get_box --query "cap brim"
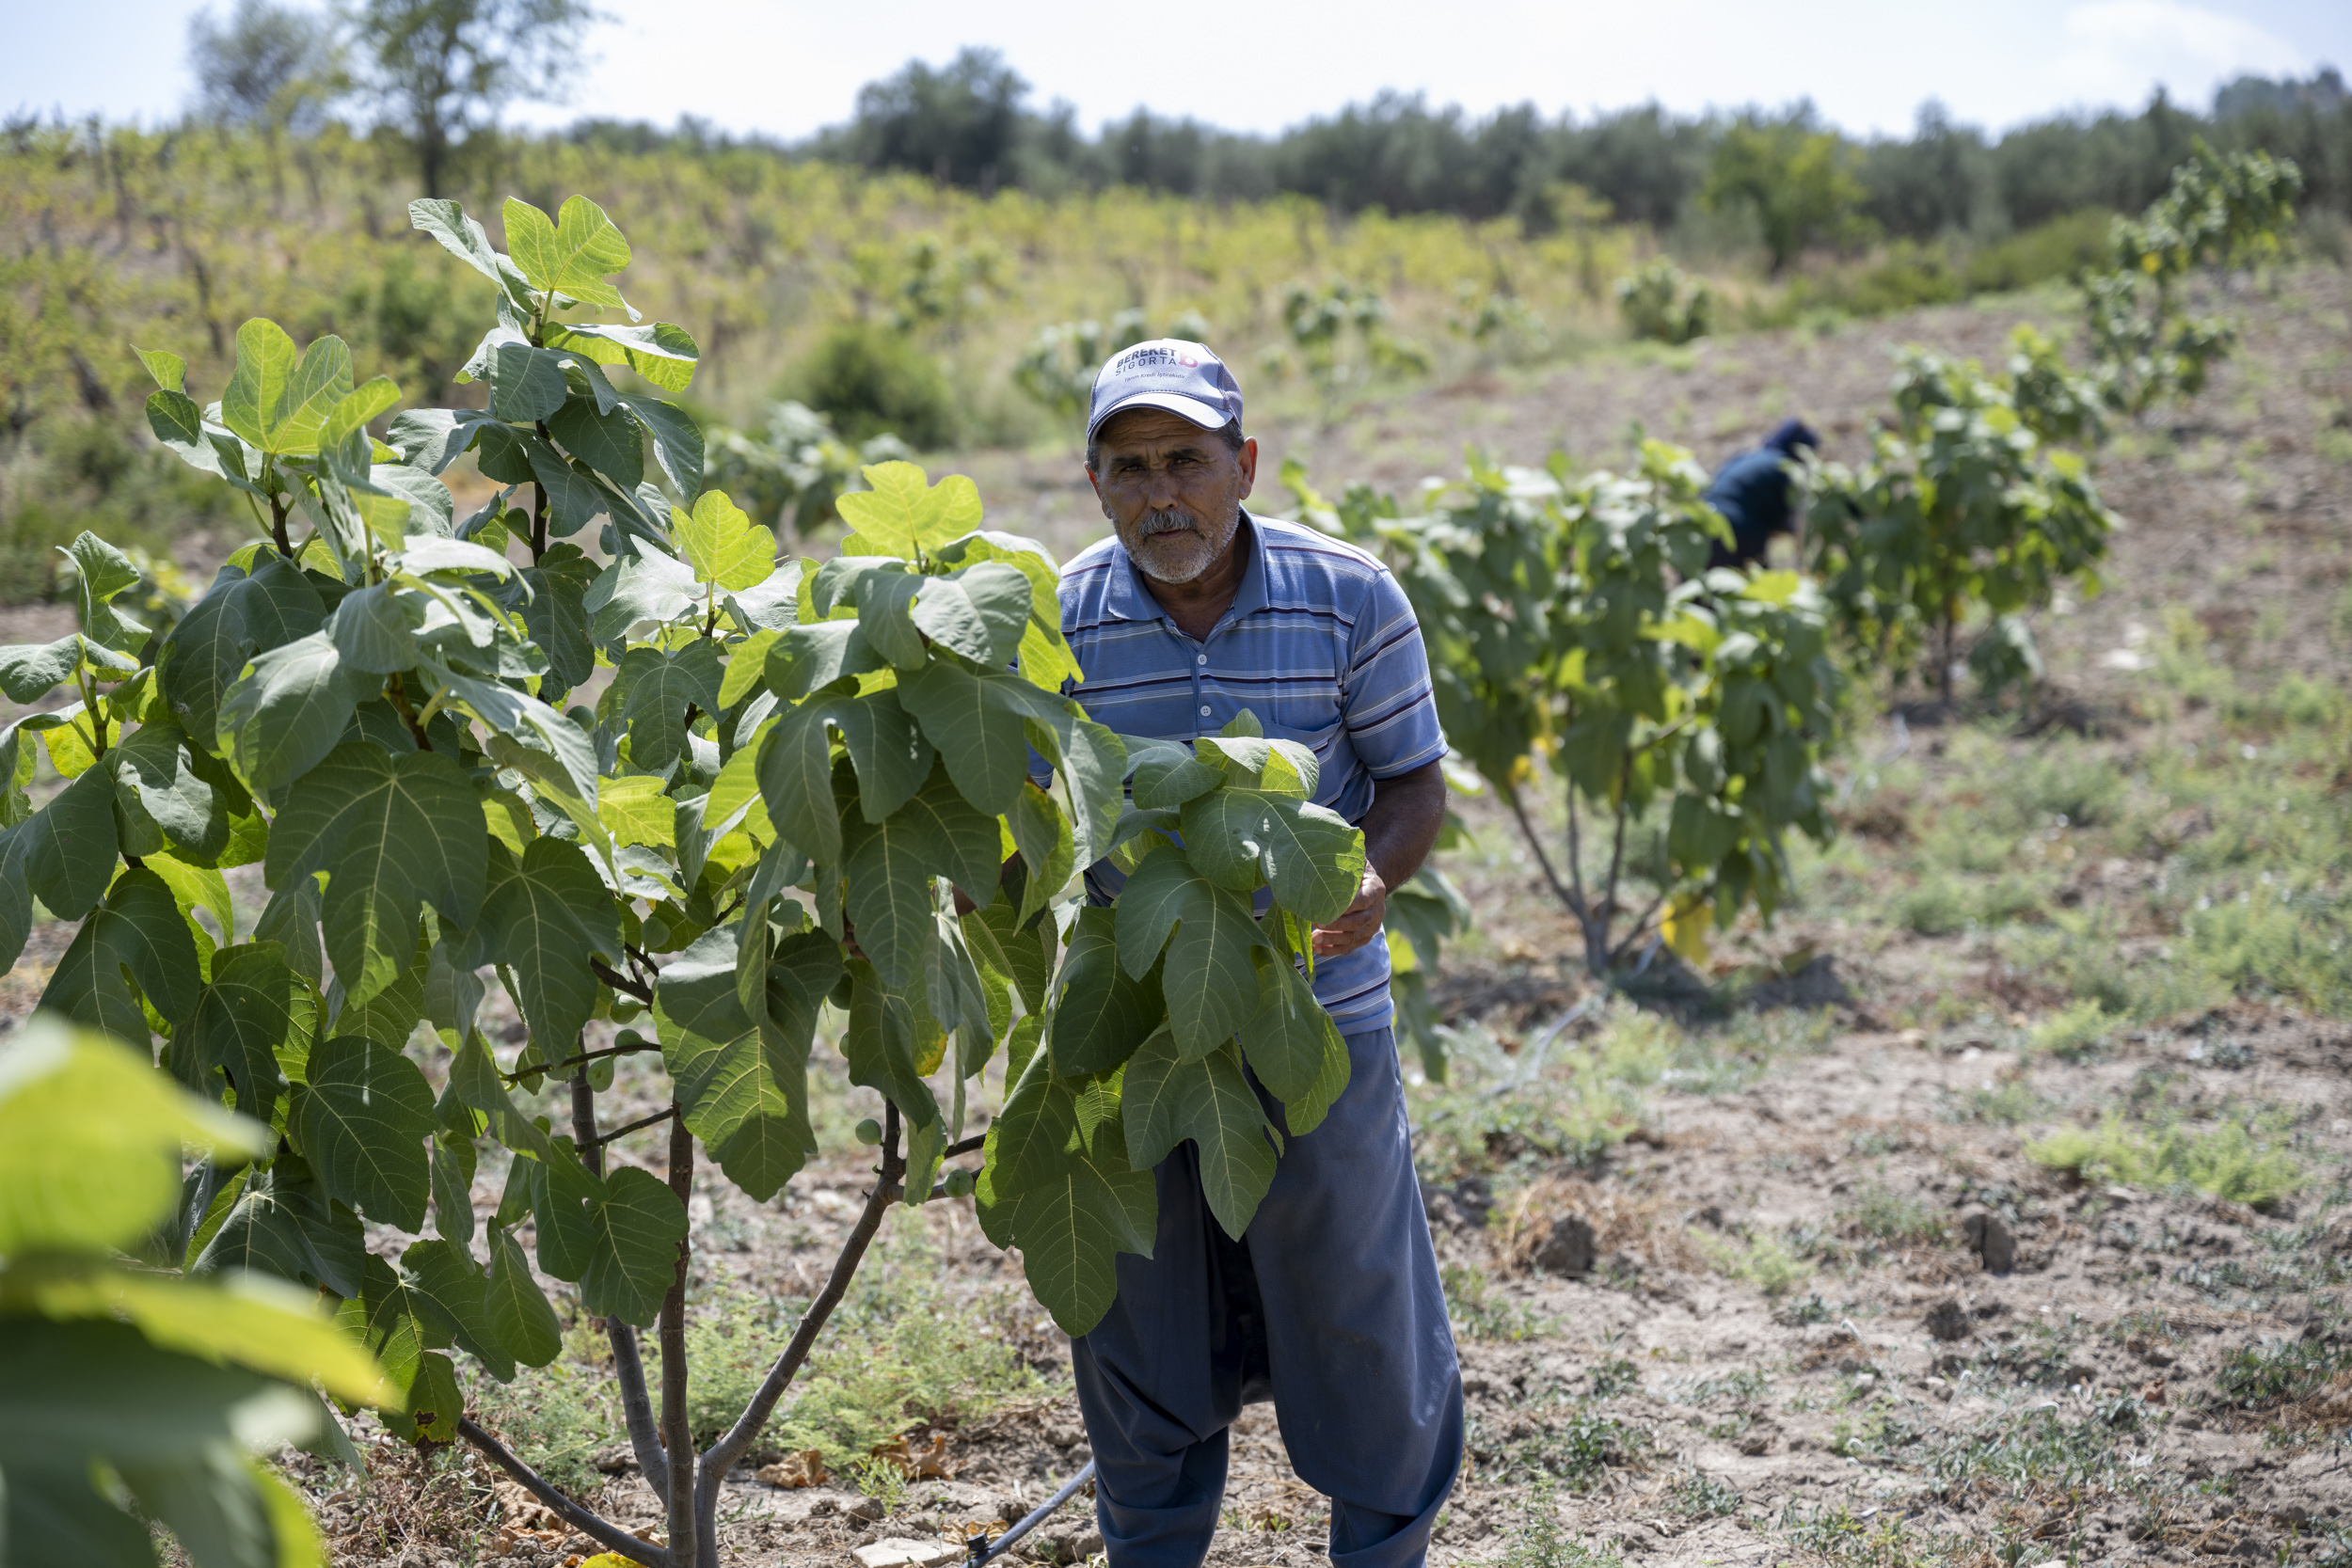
[1086,391,1230,444]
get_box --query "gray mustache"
[1138,509,1197,537]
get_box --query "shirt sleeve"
[1341,566,1446,780]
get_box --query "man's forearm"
[1359,760,1447,891]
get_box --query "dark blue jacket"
[1705,420,1818,567]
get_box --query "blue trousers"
[1071,1026,1463,1568]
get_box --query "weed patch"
[1496,1481,1624,1568]
[647,1224,1054,1472]
[1663,1468,1743,1519]
[1587,1356,1642,1399]
[1927,1403,2141,1498]
[2213,1336,2352,1412]
[1470,1400,1645,1489]
[2028,998,2118,1062]
[2028,1115,2304,1209]
[1409,1015,1660,1182]
[1694,1229,1814,1296]
[1442,1263,1555,1342]
[1844,1182,1953,1248]
[1776,1499,1960,1568]
[1944,1079,2053,1126]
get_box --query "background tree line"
[173,0,2351,239]
[739,50,2352,242]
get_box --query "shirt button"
[1199,705,1212,717]
[1196,654,1207,665]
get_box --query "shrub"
[1011,306,1210,420]
[1275,277,1429,406]
[794,320,958,448]
[1694,1230,1812,1296]
[2028,998,2116,1062]
[1449,281,1550,362]
[1963,211,2117,293]
[1614,260,1711,344]
[2084,142,2302,416]
[2214,1336,2352,1410]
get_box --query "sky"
[5,0,2345,142]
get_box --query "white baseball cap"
[1085,339,1245,446]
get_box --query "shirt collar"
[1104,509,1268,631]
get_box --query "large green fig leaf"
[161,552,326,743]
[654,929,828,1202]
[975,1145,1154,1338]
[40,867,203,1045]
[469,838,622,1055]
[835,463,981,558]
[1112,845,1269,1059]
[485,1223,564,1370]
[294,1036,436,1231]
[1120,1034,1279,1240]
[575,1165,688,1327]
[264,745,487,1009]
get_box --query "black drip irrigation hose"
[965,1460,1097,1566]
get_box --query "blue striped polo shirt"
[1044,510,1446,1035]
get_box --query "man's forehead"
[1097,406,1224,451]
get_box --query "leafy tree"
[1802,336,2118,701]
[1289,444,1842,977]
[0,1017,393,1565]
[187,0,344,134]
[2081,140,2303,415]
[834,47,1030,191]
[1276,278,1429,415]
[1801,148,2293,706]
[1857,100,1989,239]
[350,0,601,196]
[0,193,1368,1568]
[1701,110,1871,275]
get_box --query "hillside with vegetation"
[6,53,2348,596]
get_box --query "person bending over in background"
[1705,417,1820,568]
[1039,340,1460,1568]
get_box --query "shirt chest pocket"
[1239,655,1346,739]
[1263,716,1348,805]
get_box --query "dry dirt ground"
[9,270,2352,1568]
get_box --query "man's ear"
[1235,436,1258,500]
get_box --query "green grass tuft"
[1693,1230,1813,1296]
[2027,1114,2303,1209]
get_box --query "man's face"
[1088,407,1258,587]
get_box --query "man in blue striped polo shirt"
[1049,341,1461,1568]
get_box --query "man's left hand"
[1311,866,1389,958]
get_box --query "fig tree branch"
[457,1418,670,1568]
[695,1101,905,1538]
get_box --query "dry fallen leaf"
[756,1449,830,1488]
[871,1433,953,1480]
